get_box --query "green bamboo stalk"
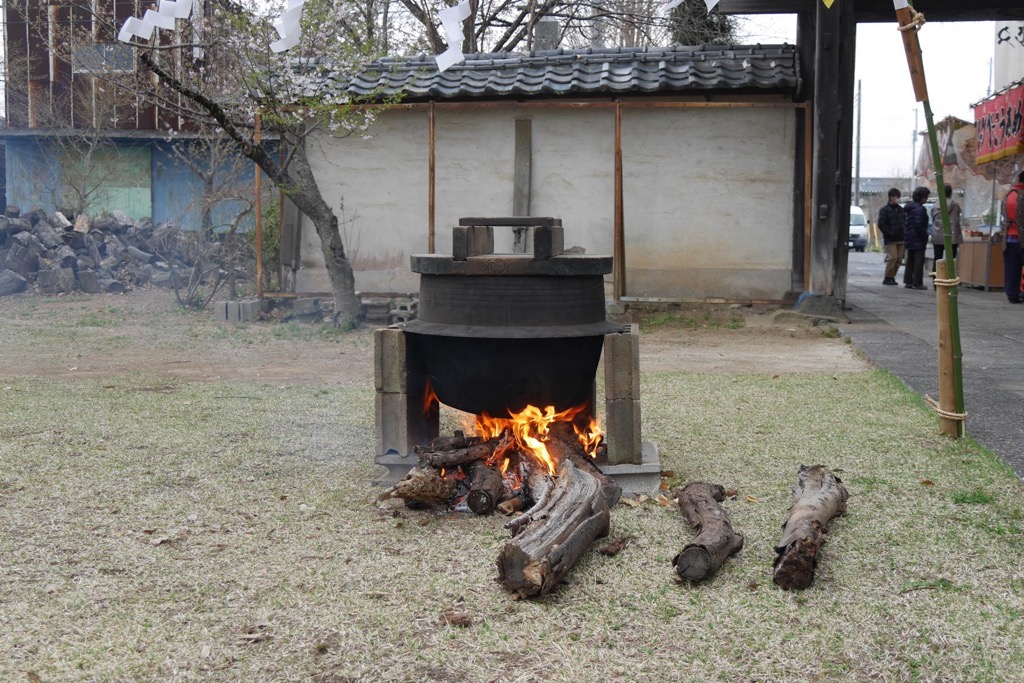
[922,101,965,435]
[895,1,965,436]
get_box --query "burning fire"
[471,404,603,476]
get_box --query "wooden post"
[613,100,624,302]
[894,2,929,102]
[428,101,436,254]
[254,114,263,300]
[934,260,960,437]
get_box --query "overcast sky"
[741,14,995,179]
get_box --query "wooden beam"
[717,0,1024,22]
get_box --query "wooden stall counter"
[957,239,1003,291]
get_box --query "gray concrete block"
[292,297,321,315]
[604,323,640,400]
[226,301,241,323]
[213,301,230,322]
[599,441,662,497]
[238,299,262,322]
[604,397,642,465]
[375,390,438,457]
[374,328,408,393]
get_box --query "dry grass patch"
[0,293,1021,682]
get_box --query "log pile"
[0,206,238,297]
[380,428,852,598]
[379,427,620,599]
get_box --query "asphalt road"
[840,249,1024,481]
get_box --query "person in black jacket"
[903,186,931,290]
[878,188,905,285]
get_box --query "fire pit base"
[593,441,662,497]
[374,442,661,495]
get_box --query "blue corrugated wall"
[4,137,264,233]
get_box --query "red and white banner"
[974,82,1024,164]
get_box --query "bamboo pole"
[934,260,959,436]
[895,2,965,437]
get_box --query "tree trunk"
[672,482,744,582]
[284,142,362,329]
[496,456,613,599]
[773,464,849,590]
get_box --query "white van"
[848,206,868,252]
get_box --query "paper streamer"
[434,0,471,73]
[117,16,155,42]
[270,2,305,53]
[144,9,176,31]
[117,0,192,43]
[704,0,720,10]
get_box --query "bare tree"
[36,0,389,327]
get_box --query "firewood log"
[377,466,455,507]
[496,457,612,599]
[672,482,744,582]
[465,460,504,515]
[547,430,621,509]
[420,431,512,469]
[772,464,849,590]
[414,431,484,454]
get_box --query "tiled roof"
[341,44,798,101]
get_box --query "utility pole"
[911,107,918,188]
[854,79,862,207]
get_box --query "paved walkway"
[840,250,1024,481]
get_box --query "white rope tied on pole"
[929,274,960,288]
[925,394,967,422]
[898,8,926,32]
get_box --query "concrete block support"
[604,398,642,465]
[603,324,642,465]
[374,327,408,393]
[374,327,439,484]
[604,323,640,401]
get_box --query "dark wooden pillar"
[793,10,815,292]
[809,0,856,299]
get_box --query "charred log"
[772,464,849,590]
[377,466,455,507]
[496,456,612,599]
[414,430,485,454]
[466,460,504,515]
[504,470,554,537]
[672,482,744,582]
[420,431,512,470]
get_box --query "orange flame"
[473,404,593,476]
[573,415,603,458]
[422,381,439,417]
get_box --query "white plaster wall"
[301,102,798,301]
[528,109,615,257]
[621,107,797,300]
[299,109,430,294]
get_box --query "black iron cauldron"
[401,218,622,417]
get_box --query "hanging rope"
[924,394,967,422]
[898,9,926,32]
